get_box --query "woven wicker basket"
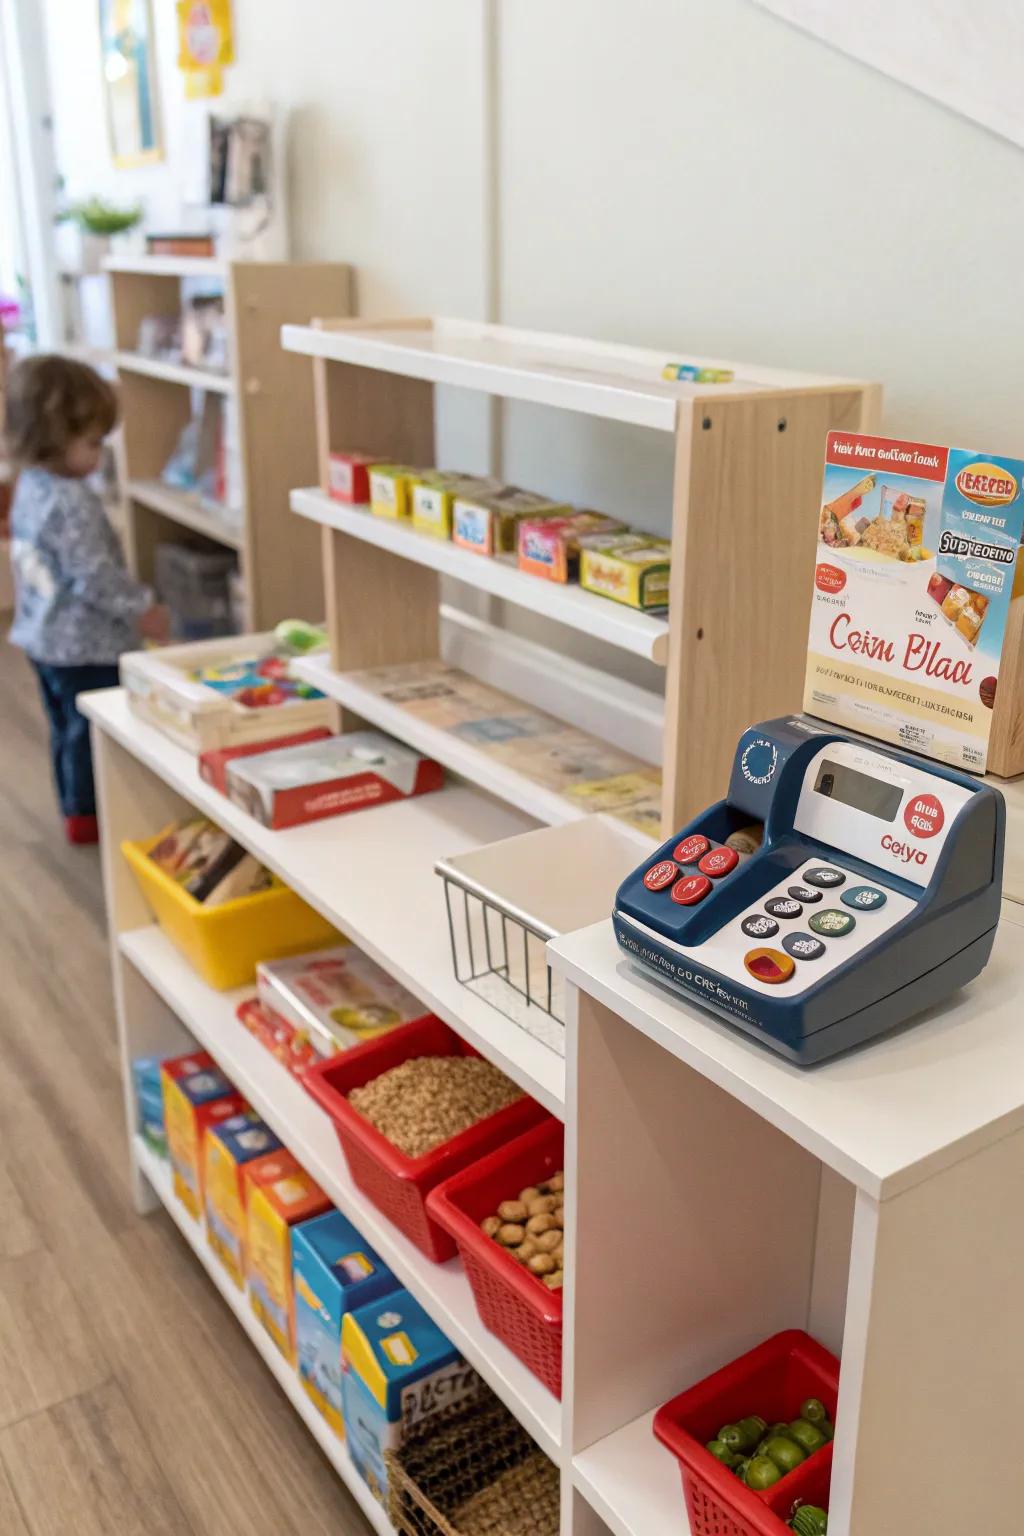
[386,1390,559,1536]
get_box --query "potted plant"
[55,197,144,274]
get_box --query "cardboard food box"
[199,727,333,795]
[161,1052,245,1220]
[342,1289,479,1505]
[292,1210,396,1437]
[328,451,377,506]
[132,1055,167,1157]
[579,531,672,610]
[257,946,425,1053]
[121,632,332,754]
[411,473,500,540]
[518,510,623,583]
[452,486,570,557]
[245,1150,331,1362]
[236,997,328,1081]
[369,464,418,520]
[204,1111,282,1289]
[225,730,444,830]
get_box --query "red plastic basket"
[303,1015,547,1262]
[654,1330,838,1536]
[427,1118,564,1397]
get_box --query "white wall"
[41,0,1024,455]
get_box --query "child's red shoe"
[65,814,99,845]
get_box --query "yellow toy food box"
[245,1149,330,1362]
[411,473,498,540]
[579,530,672,610]
[204,1111,282,1289]
[452,486,569,557]
[368,465,417,520]
[161,1051,245,1220]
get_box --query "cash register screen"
[813,759,902,822]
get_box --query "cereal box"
[805,432,1024,773]
[452,486,569,557]
[410,472,495,540]
[204,1111,282,1288]
[368,465,417,520]
[257,946,425,1053]
[292,1210,396,1436]
[579,531,671,609]
[518,510,623,583]
[245,1150,330,1361]
[161,1052,245,1219]
[342,1289,479,1505]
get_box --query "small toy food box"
[411,473,496,540]
[245,1150,330,1362]
[579,530,671,609]
[204,1111,282,1288]
[161,1052,245,1220]
[452,486,569,557]
[121,632,333,754]
[342,1288,479,1505]
[369,465,418,520]
[292,1210,396,1436]
[225,730,444,830]
[518,510,623,583]
[328,451,377,505]
[257,946,425,1053]
[132,1055,167,1156]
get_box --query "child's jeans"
[31,661,120,817]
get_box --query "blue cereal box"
[204,1112,281,1289]
[292,1211,396,1437]
[132,1055,167,1156]
[341,1289,479,1505]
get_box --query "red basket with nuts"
[304,1016,547,1261]
[426,1118,564,1397]
[654,1330,837,1536]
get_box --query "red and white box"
[327,451,378,506]
[199,727,334,795]
[224,730,444,829]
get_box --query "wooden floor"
[0,644,373,1536]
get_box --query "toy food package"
[579,531,671,609]
[194,651,324,712]
[369,464,418,520]
[410,472,496,541]
[245,1150,331,1362]
[257,946,425,1053]
[342,1289,480,1505]
[236,997,327,1080]
[147,816,273,906]
[293,1210,396,1437]
[225,730,444,830]
[518,510,624,583]
[199,727,333,794]
[452,486,570,557]
[132,1055,167,1157]
[161,1052,245,1219]
[328,451,377,505]
[806,431,1024,773]
[204,1111,282,1288]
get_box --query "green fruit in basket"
[787,1419,826,1454]
[762,1436,806,1475]
[738,1415,767,1446]
[745,1456,782,1490]
[717,1424,746,1456]
[732,1458,751,1483]
[790,1505,829,1535]
[800,1397,829,1427]
[705,1440,739,1468]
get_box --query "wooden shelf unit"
[108,258,353,629]
[281,318,881,834]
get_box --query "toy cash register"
[614,717,1004,1064]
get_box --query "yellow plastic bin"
[122,835,339,990]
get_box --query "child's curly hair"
[3,353,118,468]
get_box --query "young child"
[5,354,167,844]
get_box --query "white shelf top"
[128,479,244,550]
[123,926,561,1459]
[281,317,865,434]
[291,487,670,664]
[113,351,233,394]
[133,1137,395,1534]
[81,686,564,1115]
[549,904,1024,1201]
[573,1410,683,1536]
[105,253,227,279]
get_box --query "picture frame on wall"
[99,0,163,167]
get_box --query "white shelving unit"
[132,1136,395,1536]
[128,478,243,550]
[112,350,234,394]
[106,253,227,280]
[290,486,670,664]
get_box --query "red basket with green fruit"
[304,1015,546,1261]
[654,1329,837,1536]
[426,1117,564,1398]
